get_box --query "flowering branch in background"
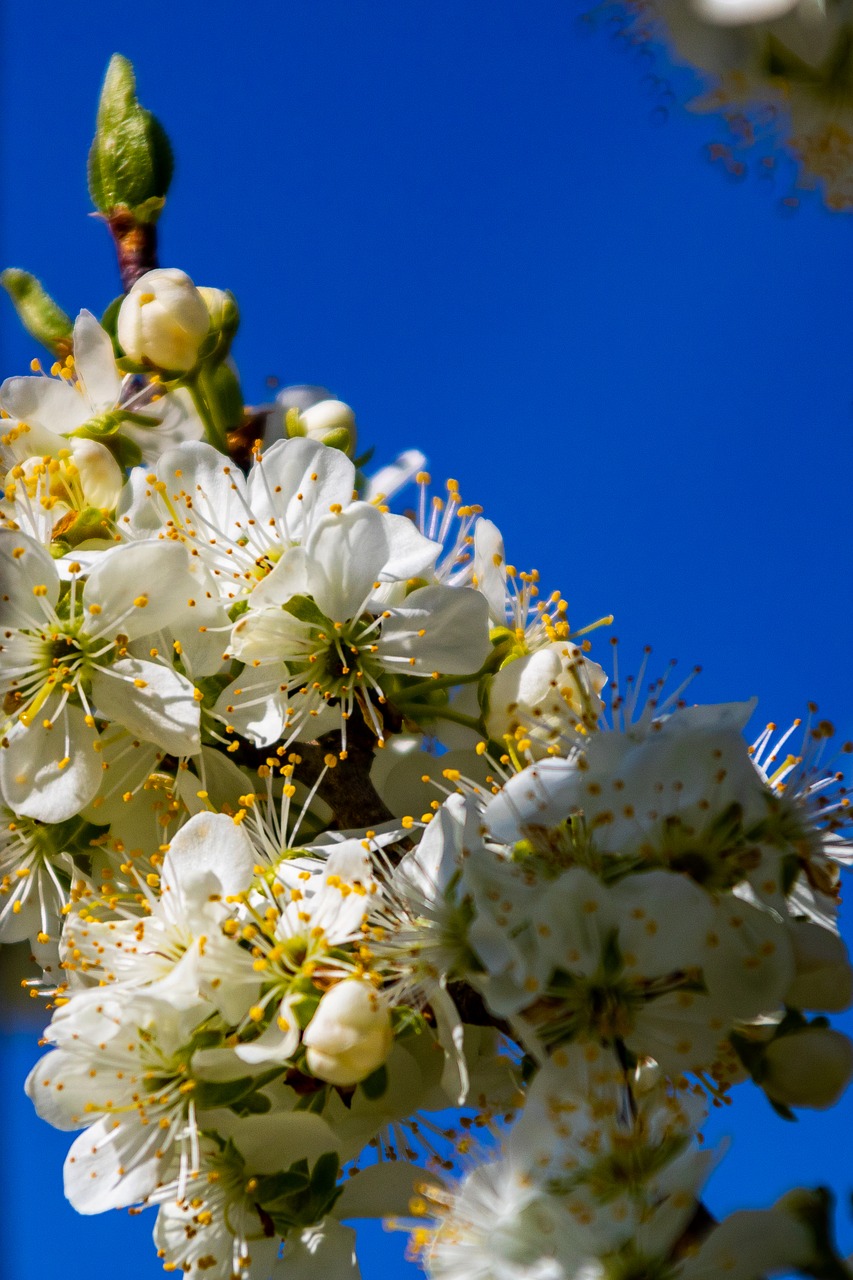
[1,52,852,1280]
[599,0,853,210]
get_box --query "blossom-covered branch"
[1,53,851,1280]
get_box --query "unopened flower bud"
[786,921,853,1013]
[286,398,357,457]
[763,1028,853,1110]
[118,268,210,372]
[197,287,239,341]
[303,977,392,1086]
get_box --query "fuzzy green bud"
[88,54,174,221]
[1,269,73,355]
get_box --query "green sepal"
[1,269,73,355]
[109,434,143,470]
[282,595,331,629]
[601,928,623,978]
[352,446,375,470]
[50,506,114,550]
[293,1085,328,1114]
[728,1030,768,1084]
[100,295,123,353]
[88,54,174,217]
[767,1096,797,1122]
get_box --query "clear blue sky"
[2,1,852,1274]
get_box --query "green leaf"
[1,269,73,355]
[192,1075,264,1111]
[88,55,174,216]
[254,1169,311,1204]
[232,1090,272,1116]
[310,1151,340,1195]
[358,1065,388,1101]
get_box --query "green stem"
[401,703,485,734]
[187,372,228,453]
[395,668,485,703]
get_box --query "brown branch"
[227,409,269,472]
[232,716,394,832]
[107,210,159,292]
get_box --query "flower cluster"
[2,54,852,1280]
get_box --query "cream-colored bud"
[763,1028,853,1110]
[303,976,393,1087]
[786,921,853,1013]
[196,286,238,336]
[288,398,357,456]
[117,268,210,371]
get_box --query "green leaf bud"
[88,54,174,221]
[1,269,73,355]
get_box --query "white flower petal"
[64,1113,170,1214]
[161,811,255,921]
[69,437,124,509]
[0,374,90,434]
[248,545,310,609]
[306,504,390,621]
[378,584,490,675]
[213,665,290,745]
[379,513,441,580]
[0,702,101,822]
[82,539,197,640]
[91,658,200,755]
[363,448,425,504]
[247,436,356,542]
[0,528,60,628]
[274,1221,361,1280]
[71,310,122,412]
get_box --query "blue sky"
[2,1,853,1274]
